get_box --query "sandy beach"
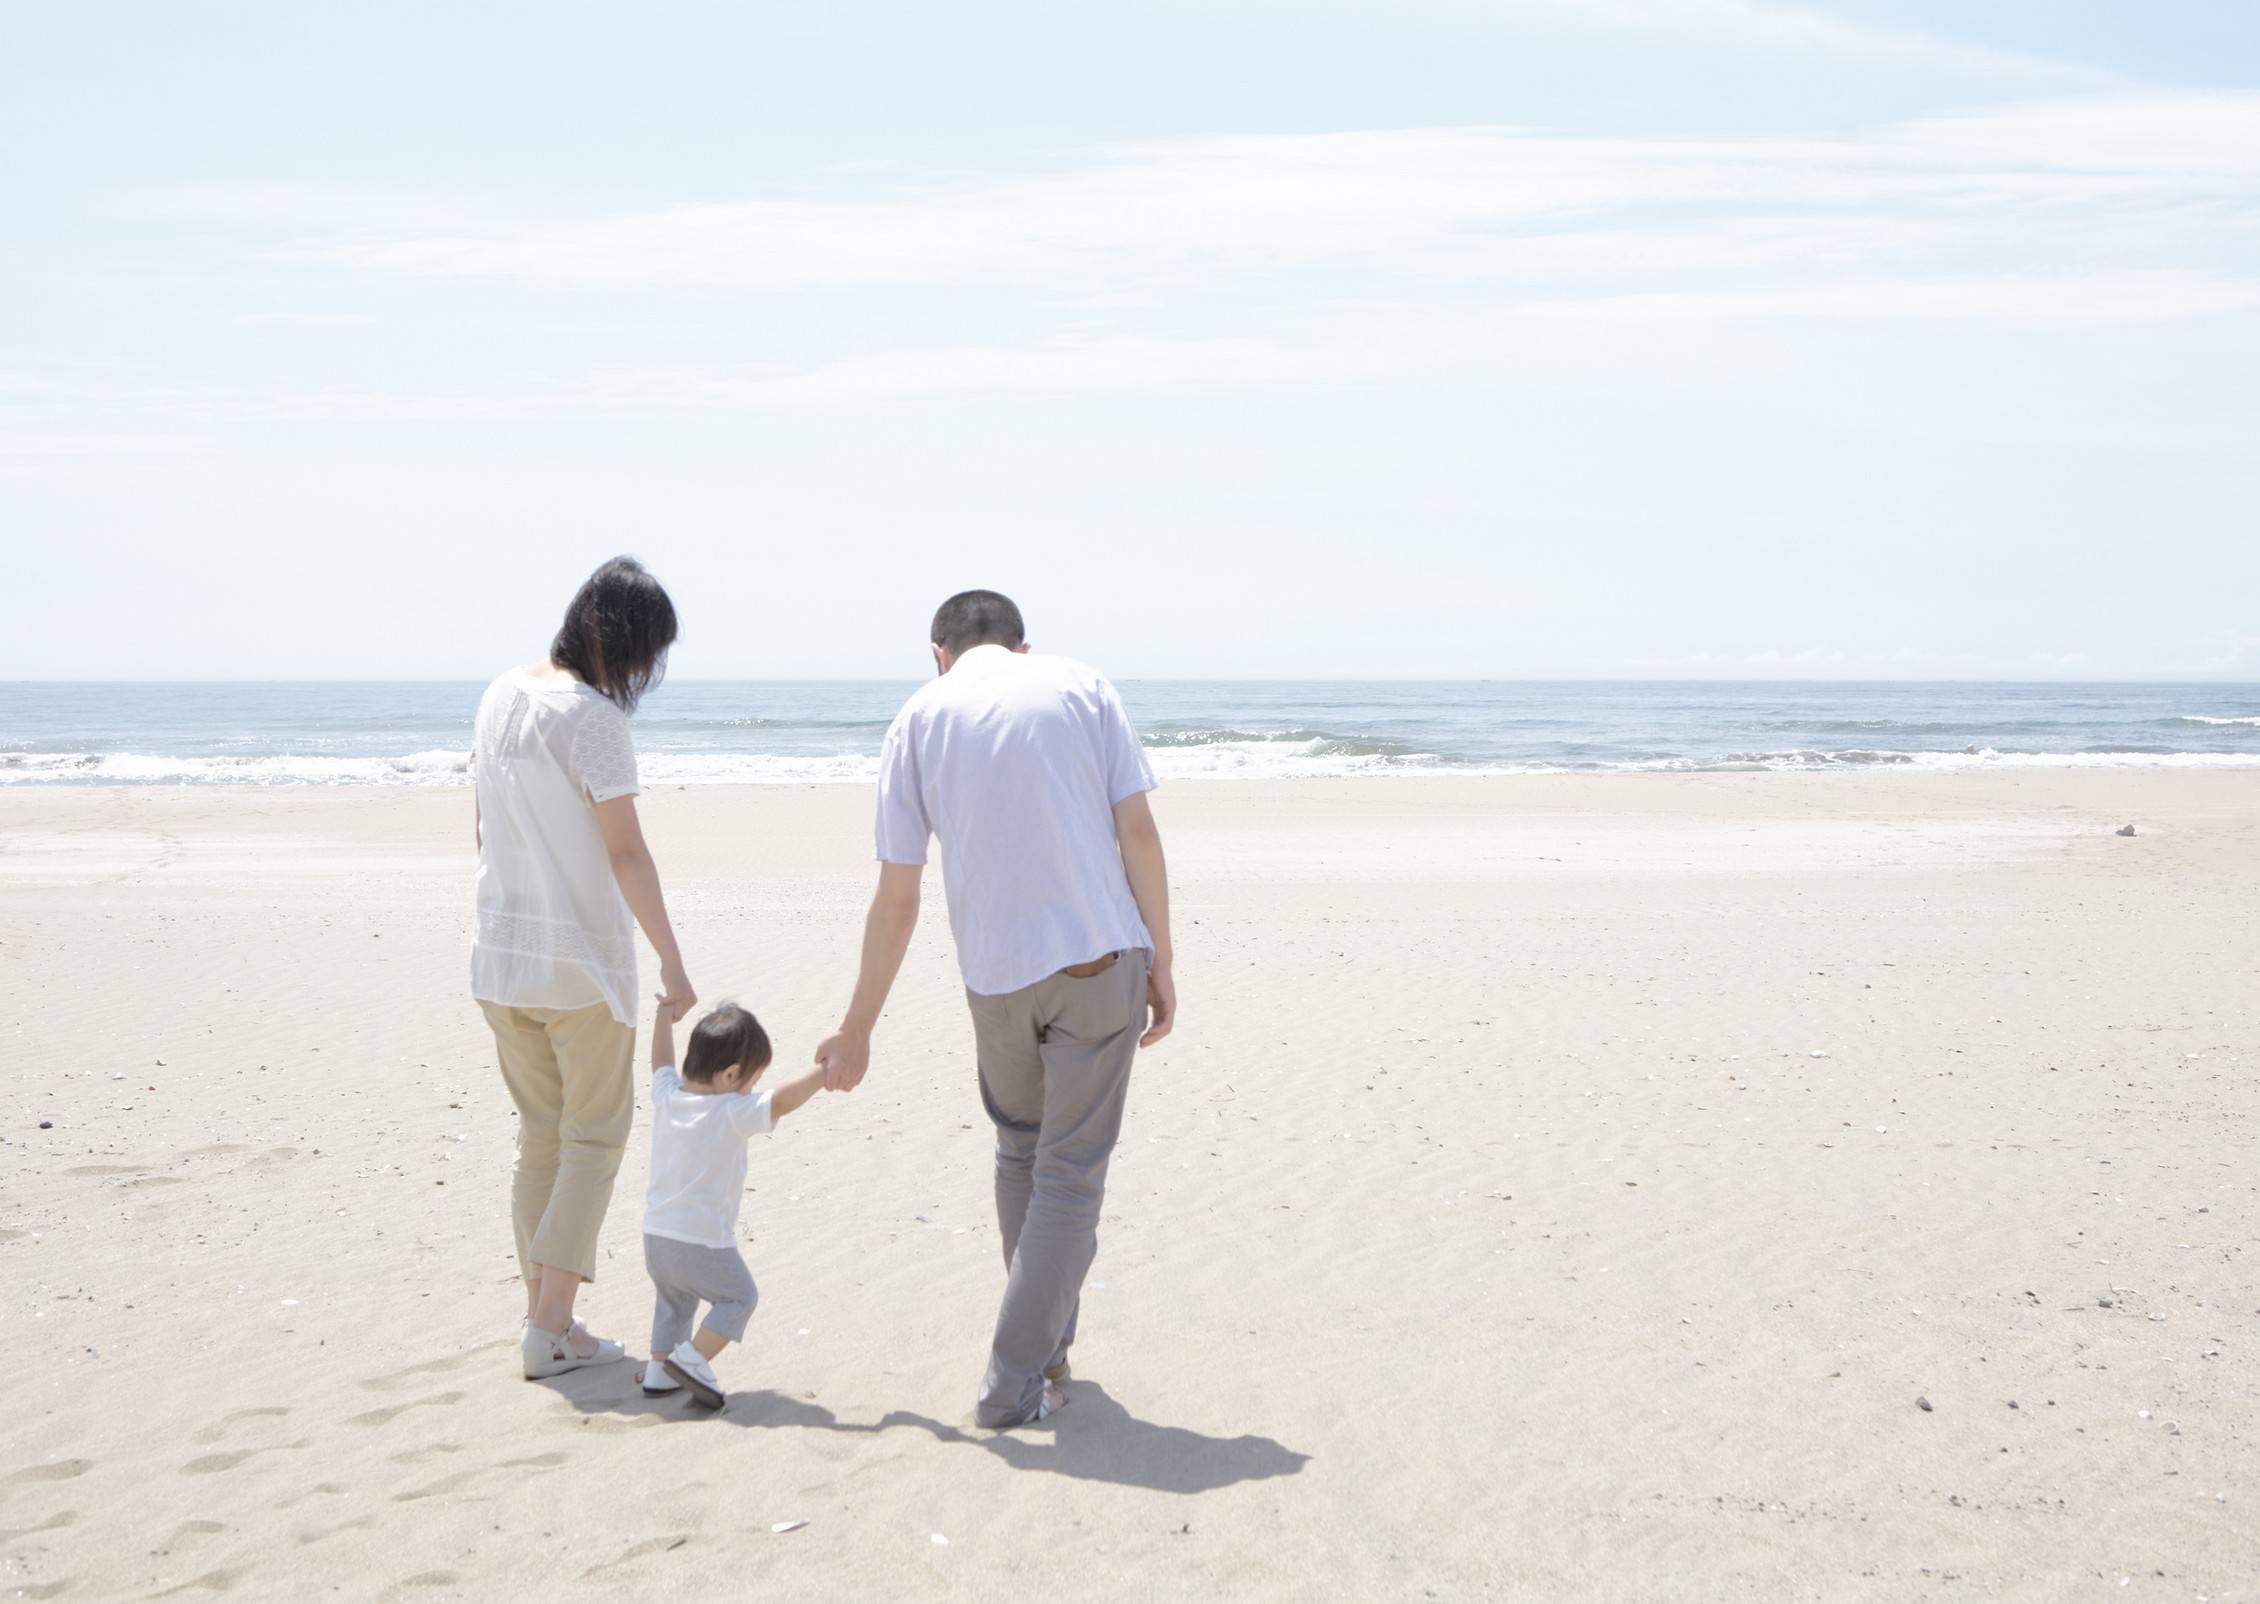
[2,771,2254,1601]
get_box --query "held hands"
[652,990,683,1024]
[1140,959,1177,1048]
[814,1029,871,1094]
[657,960,697,1020]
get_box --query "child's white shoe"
[662,1341,726,1409]
[641,1360,681,1397]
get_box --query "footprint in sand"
[152,1519,227,1555]
[275,1482,347,1512]
[579,1535,693,1580]
[386,1442,466,1467]
[346,1392,463,1428]
[1,1460,91,1506]
[0,1509,78,1548]
[393,1450,568,1503]
[14,1580,74,1600]
[64,1164,149,1178]
[156,1566,248,1595]
[561,1409,666,1436]
[295,1514,375,1547]
[191,1407,289,1446]
[180,1440,307,1476]
[399,1573,460,1589]
[359,1348,498,1393]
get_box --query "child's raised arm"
[651,993,678,1072]
[766,1064,825,1122]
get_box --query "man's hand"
[815,1029,871,1093]
[1140,959,1176,1048]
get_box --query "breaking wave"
[7,740,2258,787]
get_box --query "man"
[815,589,1176,1428]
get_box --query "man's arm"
[813,861,923,1092]
[765,1064,826,1121]
[1113,791,1176,1047]
[650,993,678,1072]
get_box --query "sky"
[3,1,2257,681]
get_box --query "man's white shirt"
[873,645,1157,996]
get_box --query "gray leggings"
[643,1233,759,1353]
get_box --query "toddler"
[640,995,823,1408]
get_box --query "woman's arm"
[594,794,696,1016]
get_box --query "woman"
[471,556,695,1378]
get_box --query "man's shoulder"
[1022,651,1113,696]
[888,674,953,731]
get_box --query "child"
[640,995,824,1408]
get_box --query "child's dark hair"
[681,1002,771,1085]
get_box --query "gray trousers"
[643,1232,759,1354]
[968,949,1148,1428]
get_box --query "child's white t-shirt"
[644,1065,775,1249]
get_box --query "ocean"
[3,680,2257,786]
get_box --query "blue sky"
[4,1,2257,679]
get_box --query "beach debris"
[770,1521,806,1534]
[2098,1298,2113,1308]
[1916,1396,1934,1412]
[2116,824,2136,837]
[931,1533,950,1547]
[1808,1050,1829,1059]
[38,1120,52,1129]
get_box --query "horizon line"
[5,674,2260,688]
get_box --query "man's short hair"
[930,590,1026,655]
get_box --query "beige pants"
[480,1000,636,1284]
[966,950,1148,1427]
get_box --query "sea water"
[2,680,2256,786]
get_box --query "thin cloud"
[233,96,2260,297]
[1541,0,2121,85]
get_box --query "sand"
[2,772,2255,1600]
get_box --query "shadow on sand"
[543,1370,1309,1495]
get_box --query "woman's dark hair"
[682,1002,772,1085]
[551,556,678,714]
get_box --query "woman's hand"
[659,961,697,1019]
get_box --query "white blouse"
[469,668,642,1027]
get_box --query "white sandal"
[521,1320,625,1379]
